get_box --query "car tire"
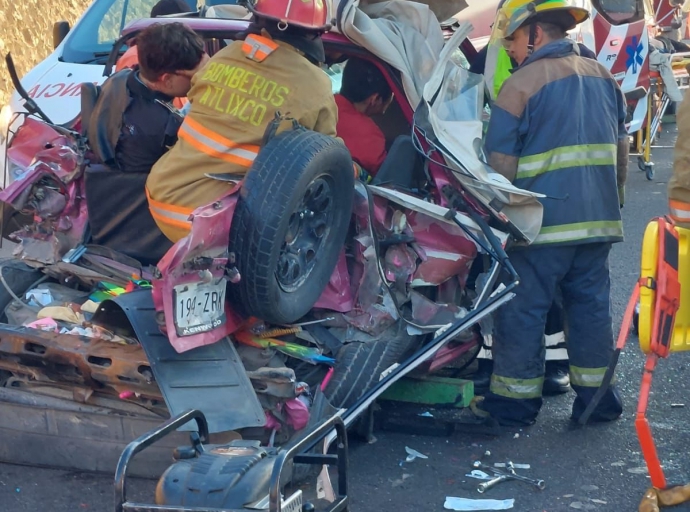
[0,259,43,322]
[324,323,418,409]
[228,129,354,325]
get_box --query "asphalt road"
[1,126,690,512]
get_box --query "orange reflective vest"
[146,32,338,242]
[670,89,690,226]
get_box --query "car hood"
[9,60,107,125]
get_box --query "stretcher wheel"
[637,155,646,173]
[645,165,654,180]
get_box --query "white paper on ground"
[444,497,515,511]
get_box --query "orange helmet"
[246,0,330,31]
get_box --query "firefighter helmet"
[496,0,589,40]
[244,0,330,31]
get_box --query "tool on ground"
[505,462,545,490]
[477,474,510,494]
[472,460,545,493]
[579,216,683,491]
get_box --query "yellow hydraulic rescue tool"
[577,217,688,511]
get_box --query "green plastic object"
[380,375,474,408]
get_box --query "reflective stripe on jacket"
[670,90,690,227]
[146,32,338,242]
[492,47,513,99]
[485,39,626,246]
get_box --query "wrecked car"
[0,1,545,510]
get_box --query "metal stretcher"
[635,51,690,180]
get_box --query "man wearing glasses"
[85,22,208,174]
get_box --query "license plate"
[173,279,226,336]
[282,490,302,512]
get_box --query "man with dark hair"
[473,0,626,427]
[82,22,207,264]
[116,22,207,173]
[335,58,393,177]
[87,22,208,174]
[146,0,338,242]
[116,0,194,73]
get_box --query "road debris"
[628,467,649,475]
[670,404,685,408]
[471,461,545,492]
[419,411,434,417]
[581,485,599,492]
[389,473,412,487]
[569,502,596,510]
[494,463,530,470]
[404,446,429,463]
[591,499,607,504]
[444,497,515,511]
[465,470,492,481]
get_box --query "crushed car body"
[0,0,545,510]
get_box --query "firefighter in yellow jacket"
[670,88,690,227]
[146,0,338,242]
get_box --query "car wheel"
[324,322,418,409]
[228,129,354,325]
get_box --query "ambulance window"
[98,0,160,42]
[592,0,644,25]
[61,0,187,64]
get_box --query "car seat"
[370,135,421,190]
[80,78,172,266]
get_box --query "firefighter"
[669,88,690,227]
[476,0,626,426]
[471,1,600,397]
[146,0,338,242]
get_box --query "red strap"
[636,353,666,489]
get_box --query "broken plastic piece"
[405,446,429,462]
[235,330,335,365]
[444,497,514,511]
[25,288,54,307]
[24,317,58,332]
[465,470,492,481]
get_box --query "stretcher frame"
[634,51,690,180]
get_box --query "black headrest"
[85,70,132,167]
[80,83,100,137]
